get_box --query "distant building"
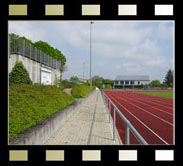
[114,75,150,89]
[78,78,88,83]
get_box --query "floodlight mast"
[90,22,94,89]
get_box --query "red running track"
[104,90,174,145]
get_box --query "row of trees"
[149,69,173,87]
[69,69,174,89]
[69,75,114,89]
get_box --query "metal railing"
[9,35,61,70]
[101,90,148,145]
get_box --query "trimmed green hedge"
[9,84,75,140]
[9,61,32,84]
[71,84,94,98]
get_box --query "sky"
[9,21,174,82]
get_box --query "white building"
[114,75,150,89]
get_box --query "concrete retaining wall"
[9,54,61,85]
[9,99,82,145]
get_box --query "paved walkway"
[45,90,122,145]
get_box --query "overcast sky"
[9,21,174,82]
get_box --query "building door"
[41,67,51,85]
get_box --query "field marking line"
[131,92,173,107]
[113,95,174,126]
[124,93,173,110]
[116,94,173,116]
[107,94,169,145]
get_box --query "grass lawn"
[135,91,173,99]
[9,84,75,140]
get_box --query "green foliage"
[169,82,173,87]
[9,84,75,139]
[164,69,173,86]
[148,80,161,87]
[9,33,67,78]
[54,79,77,90]
[136,91,173,99]
[71,84,94,98]
[62,80,77,88]
[9,33,33,45]
[104,84,112,89]
[34,41,66,74]
[92,75,103,89]
[161,83,168,87]
[103,79,114,86]
[9,61,32,84]
[70,76,79,81]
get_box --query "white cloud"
[157,22,174,39]
[8,21,174,82]
[8,21,46,42]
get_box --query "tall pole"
[83,61,85,78]
[90,22,94,89]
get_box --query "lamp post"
[90,21,94,89]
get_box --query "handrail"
[101,90,148,145]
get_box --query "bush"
[105,84,112,89]
[9,61,32,84]
[71,84,94,98]
[62,80,77,89]
[9,84,75,139]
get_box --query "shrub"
[105,84,112,89]
[71,84,93,98]
[9,84,75,139]
[9,61,32,84]
[61,80,77,89]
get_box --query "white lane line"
[125,93,172,110]
[131,93,173,107]
[114,95,174,126]
[118,94,173,116]
[108,94,169,145]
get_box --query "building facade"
[9,36,61,85]
[114,75,150,89]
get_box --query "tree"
[164,69,173,86]
[9,61,32,84]
[92,75,103,88]
[105,84,112,89]
[70,76,79,81]
[103,79,114,86]
[34,41,67,79]
[149,80,161,87]
[9,33,67,80]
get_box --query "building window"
[120,81,124,85]
[130,81,134,85]
[138,81,140,85]
[115,81,119,85]
[125,81,129,85]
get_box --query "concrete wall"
[9,99,82,145]
[9,54,61,85]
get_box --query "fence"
[9,36,61,70]
[101,90,148,145]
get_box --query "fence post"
[109,100,111,122]
[30,43,31,59]
[15,39,18,54]
[125,125,130,145]
[35,47,37,61]
[113,107,116,140]
[23,39,25,56]
[104,95,107,113]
